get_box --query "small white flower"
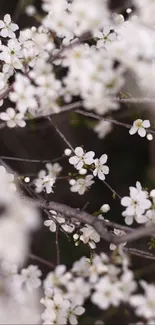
[0,14,18,38]
[44,210,75,233]
[34,170,56,194]
[147,133,153,141]
[75,224,101,249]
[70,175,94,195]
[121,181,151,225]
[16,265,42,291]
[67,277,90,305]
[100,204,110,213]
[25,5,36,16]
[130,281,155,320]
[94,120,112,139]
[0,108,26,128]
[92,275,123,309]
[79,168,87,175]
[68,304,85,325]
[109,229,127,251]
[46,163,62,177]
[69,147,95,170]
[129,119,150,138]
[64,148,72,156]
[93,154,109,180]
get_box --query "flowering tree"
[1,0,155,324]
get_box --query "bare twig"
[124,248,155,261]
[29,253,55,269]
[56,225,60,265]
[47,116,74,151]
[0,155,64,164]
[103,180,121,200]
[76,109,155,135]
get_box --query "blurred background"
[0,0,155,323]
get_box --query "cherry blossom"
[44,210,75,233]
[129,119,151,138]
[0,14,18,38]
[130,281,155,320]
[16,265,42,292]
[93,154,109,180]
[69,175,94,195]
[69,147,95,170]
[34,170,56,194]
[121,181,151,225]
[0,108,26,128]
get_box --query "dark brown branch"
[31,198,155,244]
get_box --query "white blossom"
[69,147,95,170]
[93,154,109,180]
[70,175,94,195]
[130,281,155,319]
[16,265,42,291]
[0,108,26,128]
[68,304,85,325]
[74,224,100,249]
[129,119,151,138]
[92,275,123,309]
[0,14,18,38]
[121,182,151,225]
[35,169,56,194]
[44,210,75,233]
[100,204,110,213]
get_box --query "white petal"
[7,108,15,118]
[69,156,79,165]
[121,196,132,207]
[0,21,4,28]
[100,154,108,164]
[69,314,78,325]
[129,126,137,135]
[125,215,133,225]
[1,29,8,38]
[7,120,16,128]
[98,170,105,180]
[75,147,84,157]
[0,112,9,121]
[142,120,150,128]
[138,127,146,137]
[101,166,109,175]
[74,306,85,316]
[4,14,11,24]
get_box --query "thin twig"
[125,247,155,260]
[0,155,64,164]
[103,180,121,200]
[29,253,55,269]
[56,225,60,265]
[76,109,155,135]
[47,116,74,151]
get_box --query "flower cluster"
[41,251,138,324]
[68,147,109,195]
[34,163,62,194]
[121,181,155,226]
[0,166,41,323]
